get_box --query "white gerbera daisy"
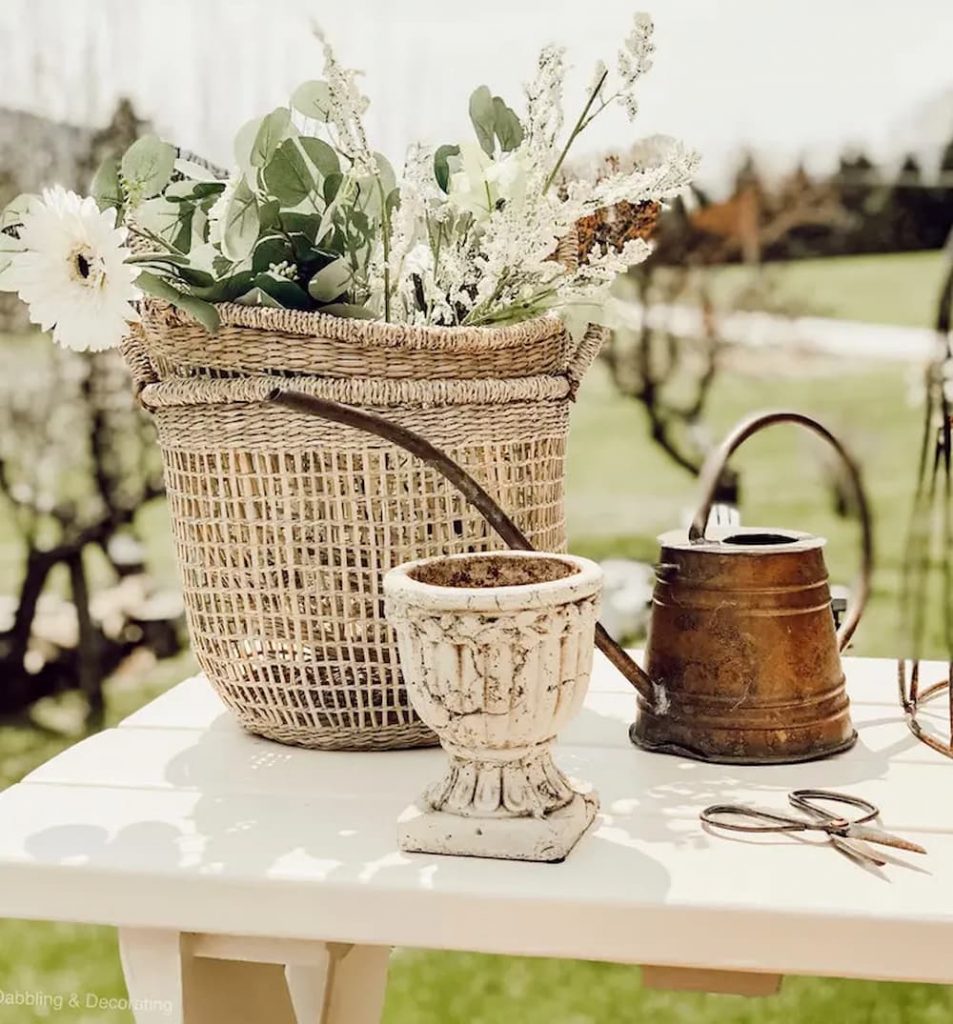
[7,186,140,352]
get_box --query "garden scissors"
[700,789,927,867]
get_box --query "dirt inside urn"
[410,554,578,589]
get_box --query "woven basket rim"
[143,299,566,354]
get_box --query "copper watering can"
[261,394,871,765]
[628,410,874,764]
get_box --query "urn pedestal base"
[398,790,599,863]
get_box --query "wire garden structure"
[900,232,953,757]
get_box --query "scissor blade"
[829,834,887,867]
[843,824,927,855]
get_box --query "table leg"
[118,928,185,1024]
[285,944,391,1024]
[119,928,390,1024]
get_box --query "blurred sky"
[1,0,952,192]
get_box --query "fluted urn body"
[384,551,602,862]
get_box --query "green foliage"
[263,139,318,206]
[91,155,123,212]
[468,86,524,156]
[434,144,461,193]
[0,193,34,231]
[223,180,260,261]
[99,64,402,325]
[309,257,353,302]
[250,107,293,168]
[137,271,220,333]
[291,80,333,121]
[120,134,176,204]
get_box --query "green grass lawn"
[0,287,950,1021]
[568,357,936,660]
[709,249,948,328]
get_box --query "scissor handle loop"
[699,804,807,834]
[788,789,878,825]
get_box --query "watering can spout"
[595,623,663,707]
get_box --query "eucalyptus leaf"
[262,139,317,206]
[1,193,35,231]
[91,155,123,212]
[170,265,216,289]
[374,153,397,196]
[434,144,460,193]
[137,197,194,252]
[213,254,237,276]
[308,258,353,303]
[279,212,321,241]
[126,252,191,267]
[322,172,343,206]
[291,80,333,121]
[188,270,256,303]
[254,272,312,310]
[252,235,293,274]
[121,135,176,200]
[165,180,225,203]
[137,271,221,333]
[299,137,340,180]
[0,234,24,290]
[234,117,261,179]
[234,286,282,308]
[174,158,220,182]
[251,107,292,168]
[492,97,524,152]
[319,302,376,320]
[258,199,281,232]
[222,179,260,262]
[468,85,496,157]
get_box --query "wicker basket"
[122,301,604,750]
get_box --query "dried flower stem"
[543,69,608,194]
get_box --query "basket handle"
[119,323,159,399]
[566,323,607,397]
[689,410,874,652]
[269,387,659,707]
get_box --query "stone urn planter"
[383,550,602,862]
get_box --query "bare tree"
[603,263,728,488]
[0,346,170,720]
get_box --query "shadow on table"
[19,688,929,903]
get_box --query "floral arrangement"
[0,13,697,351]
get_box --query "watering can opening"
[721,530,800,547]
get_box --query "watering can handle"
[688,410,873,652]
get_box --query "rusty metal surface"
[630,410,874,765]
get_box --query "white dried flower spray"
[381,10,697,327]
[314,27,377,177]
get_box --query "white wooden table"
[0,654,950,1023]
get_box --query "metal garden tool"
[701,789,926,868]
[629,411,874,764]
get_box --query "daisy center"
[69,246,105,288]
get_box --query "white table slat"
[0,653,951,987]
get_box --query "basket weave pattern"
[127,302,603,750]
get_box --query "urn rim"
[383,551,603,612]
